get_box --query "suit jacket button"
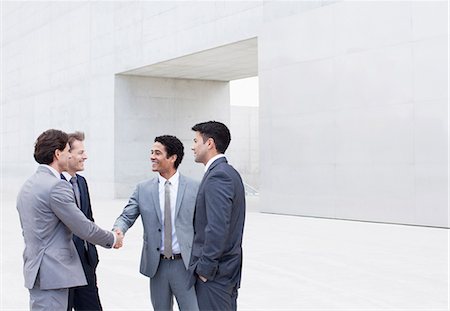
[156,248,160,251]
[158,229,161,232]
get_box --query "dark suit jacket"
[62,174,99,269]
[189,157,246,289]
[74,174,99,269]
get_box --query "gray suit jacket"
[113,174,199,278]
[16,165,115,290]
[188,157,246,288]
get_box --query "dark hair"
[154,135,184,169]
[191,121,231,154]
[34,129,69,165]
[68,131,85,150]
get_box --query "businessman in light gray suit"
[16,129,124,311]
[114,135,199,311]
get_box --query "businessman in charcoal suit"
[188,121,246,311]
[16,129,123,311]
[62,131,103,310]
[114,135,199,311]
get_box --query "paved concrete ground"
[1,197,448,310]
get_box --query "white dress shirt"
[61,171,73,181]
[158,171,181,254]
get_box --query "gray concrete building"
[1,1,448,227]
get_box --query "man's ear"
[54,149,61,160]
[207,137,215,150]
[170,154,177,163]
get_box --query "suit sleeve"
[49,181,115,248]
[112,185,141,234]
[196,170,233,280]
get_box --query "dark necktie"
[70,176,81,208]
[163,180,172,258]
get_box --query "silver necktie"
[163,180,172,258]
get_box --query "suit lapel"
[76,175,88,215]
[151,179,162,224]
[175,175,186,219]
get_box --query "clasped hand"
[113,228,124,249]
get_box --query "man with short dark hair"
[188,121,246,311]
[16,129,123,311]
[114,135,199,311]
[62,131,103,311]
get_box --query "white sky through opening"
[230,76,259,107]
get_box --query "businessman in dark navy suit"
[188,121,246,311]
[62,131,103,311]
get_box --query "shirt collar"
[204,154,226,172]
[40,164,61,179]
[158,170,179,185]
[62,171,74,181]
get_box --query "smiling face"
[150,142,177,179]
[68,139,87,175]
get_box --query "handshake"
[113,228,124,249]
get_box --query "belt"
[160,253,182,260]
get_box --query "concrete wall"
[1,1,262,198]
[2,1,448,227]
[114,75,229,197]
[259,1,448,227]
[229,106,259,191]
